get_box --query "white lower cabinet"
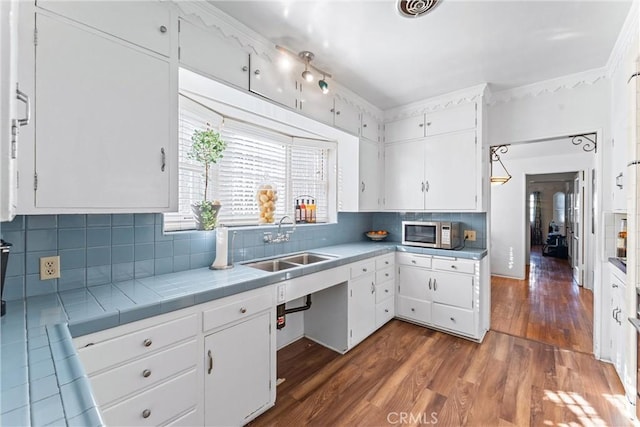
[204,311,272,426]
[609,265,627,385]
[395,252,487,341]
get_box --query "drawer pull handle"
[433,279,437,291]
[362,268,368,272]
[142,409,151,419]
[143,339,152,347]
[371,282,375,294]
[428,278,432,290]
[451,265,457,269]
[142,369,151,378]
[159,25,167,33]
[240,307,247,314]
[385,309,389,313]
[208,350,213,374]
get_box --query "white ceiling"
[211,0,632,110]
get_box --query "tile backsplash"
[1,211,486,300]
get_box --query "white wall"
[491,146,594,280]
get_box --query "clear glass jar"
[256,183,278,224]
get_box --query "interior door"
[571,174,583,285]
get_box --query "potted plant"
[189,125,227,230]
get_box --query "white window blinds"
[165,95,332,231]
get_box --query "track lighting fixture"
[275,45,332,94]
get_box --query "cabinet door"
[178,19,249,90]
[425,103,476,136]
[299,82,334,125]
[385,114,425,142]
[359,139,380,210]
[250,54,297,109]
[361,111,379,142]
[0,0,20,221]
[424,130,476,210]
[398,266,432,300]
[34,14,173,210]
[204,312,272,426]
[384,140,424,210]
[349,274,376,347]
[333,96,361,136]
[37,0,172,57]
[431,271,473,309]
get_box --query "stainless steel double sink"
[244,252,335,272]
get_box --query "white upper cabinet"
[36,0,172,57]
[333,96,361,136]
[360,111,379,142]
[1,0,23,222]
[425,103,476,136]
[384,140,425,211]
[250,53,297,109]
[299,82,334,125]
[178,18,249,90]
[385,114,425,143]
[21,8,177,212]
[358,139,380,210]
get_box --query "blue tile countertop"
[0,242,486,426]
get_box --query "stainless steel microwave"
[401,221,462,249]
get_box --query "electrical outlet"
[464,230,476,241]
[40,256,61,280]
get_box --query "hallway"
[491,245,594,354]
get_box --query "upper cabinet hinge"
[269,379,272,390]
[178,19,181,32]
[34,173,38,191]
[178,46,181,60]
[34,27,38,46]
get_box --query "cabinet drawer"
[376,267,395,284]
[432,271,473,309]
[79,314,198,374]
[397,253,432,268]
[350,259,376,279]
[101,370,197,427]
[433,257,475,274]
[375,254,395,270]
[90,339,197,406]
[203,293,272,333]
[376,298,395,328]
[165,408,199,427]
[37,1,172,57]
[397,296,431,324]
[431,304,475,336]
[375,281,395,304]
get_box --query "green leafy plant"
[189,125,226,230]
[188,126,227,202]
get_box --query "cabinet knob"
[336,111,341,115]
[385,261,389,265]
[159,25,167,33]
[142,369,151,378]
[411,308,415,312]
[385,309,389,313]
[142,409,151,419]
[143,339,152,347]
[411,260,417,264]
[254,69,261,76]
[451,265,457,269]
[240,307,247,314]
[330,108,335,113]
[385,289,389,293]
[363,124,368,128]
[419,123,424,127]
[426,122,432,126]
[242,66,248,72]
[450,317,456,322]
[385,273,389,277]
[362,268,367,272]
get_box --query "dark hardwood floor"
[492,246,593,354]
[250,247,629,426]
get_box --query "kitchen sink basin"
[244,252,335,272]
[244,259,300,272]
[279,253,334,265]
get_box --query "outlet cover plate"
[464,230,476,242]
[40,256,61,280]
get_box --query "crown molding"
[174,1,275,60]
[605,0,639,79]
[383,83,488,122]
[485,68,608,106]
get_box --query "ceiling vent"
[397,0,441,18]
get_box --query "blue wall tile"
[111,214,134,226]
[27,216,57,230]
[57,215,86,229]
[134,226,154,244]
[154,241,173,259]
[111,245,134,264]
[86,266,111,287]
[2,231,25,253]
[2,215,24,231]
[86,215,111,227]
[112,263,134,283]
[134,243,154,261]
[26,230,57,252]
[57,268,86,292]
[134,213,155,226]
[112,227,134,245]
[58,229,85,250]
[86,228,111,248]
[86,247,110,267]
[58,249,86,271]
[3,276,25,301]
